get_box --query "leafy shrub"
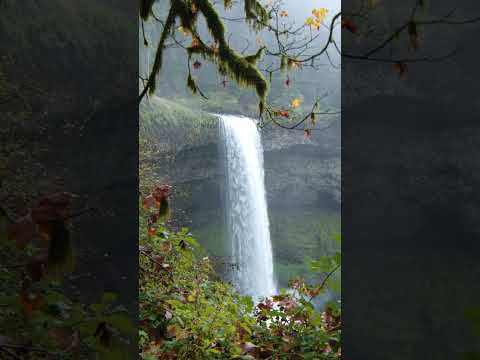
[140,185,341,359]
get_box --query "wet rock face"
[141,97,341,211]
[264,146,340,208]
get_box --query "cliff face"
[141,96,341,211]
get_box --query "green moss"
[140,95,218,152]
[142,0,269,112]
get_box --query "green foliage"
[139,186,341,359]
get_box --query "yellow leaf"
[291,98,302,108]
[187,294,195,302]
[312,8,329,23]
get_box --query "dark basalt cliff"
[140,96,341,212]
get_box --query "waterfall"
[219,114,276,300]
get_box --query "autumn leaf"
[304,129,312,138]
[143,195,159,210]
[393,62,408,79]
[193,60,202,69]
[285,76,291,87]
[152,184,171,202]
[306,17,322,30]
[190,37,201,49]
[342,19,358,33]
[291,98,302,108]
[312,8,328,21]
[273,110,290,118]
[288,58,302,69]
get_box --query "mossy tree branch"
[139,0,269,114]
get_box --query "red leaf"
[152,185,172,202]
[143,195,159,210]
[193,60,202,69]
[342,19,357,33]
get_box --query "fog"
[140,0,341,112]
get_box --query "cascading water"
[219,114,276,300]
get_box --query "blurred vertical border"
[0,0,138,358]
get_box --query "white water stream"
[219,114,276,300]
